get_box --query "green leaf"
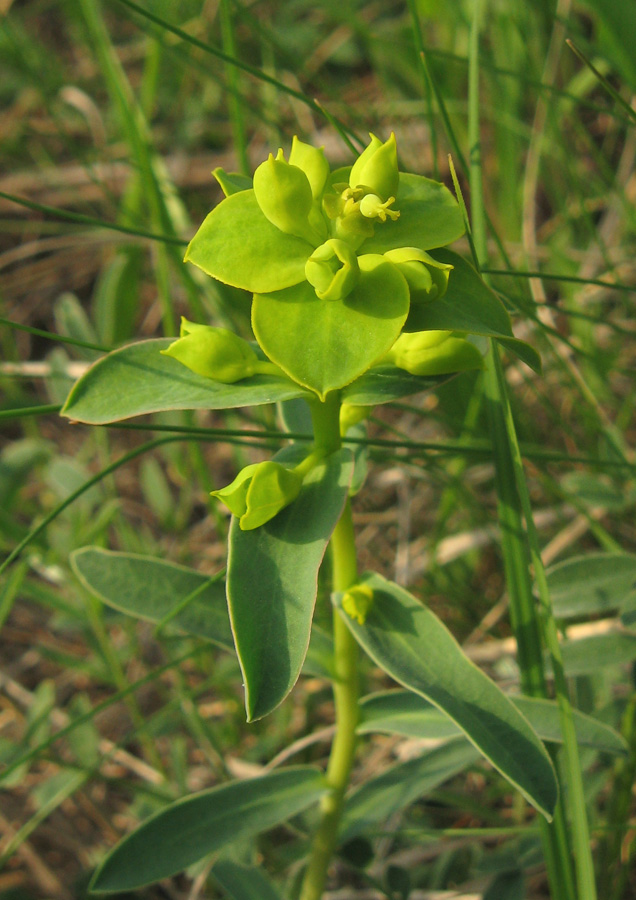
[212,859,283,900]
[578,0,636,90]
[406,251,541,372]
[228,449,354,720]
[342,365,449,406]
[340,738,480,841]
[334,573,557,819]
[361,173,465,253]
[304,624,335,679]
[71,547,233,650]
[561,472,632,511]
[61,339,308,424]
[253,255,409,398]
[358,690,628,755]
[560,633,636,677]
[185,189,313,293]
[621,590,636,627]
[546,553,636,619]
[90,767,327,892]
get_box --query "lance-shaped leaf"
[71,547,233,649]
[90,767,327,892]
[185,189,313,293]
[252,255,409,398]
[545,552,636,619]
[560,633,636,677]
[61,339,309,424]
[333,573,557,820]
[342,365,451,406]
[360,173,465,253]
[212,859,283,900]
[358,690,628,755]
[405,250,541,373]
[70,547,333,679]
[340,738,480,841]
[228,449,354,721]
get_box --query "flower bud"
[253,151,319,244]
[385,330,484,376]
[340,403,373,432]
[212,460,303,531]
[342,583,374,624]
[161,318,258,383]
[289,136,330,200]
[349,133,399,201]
[384,248,452,302]
[305,239,360,301]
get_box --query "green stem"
[300,395,359,900]
[468,6,581,898]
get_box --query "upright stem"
[300,395,360,900]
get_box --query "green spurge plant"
[62,133,565,898]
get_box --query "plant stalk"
[300,396,360,900]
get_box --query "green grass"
[1,0,635,897]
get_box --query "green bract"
[184,133,467,396]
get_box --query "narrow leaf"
[342,365,449,406]
[340,738,479,841]
[90,767,326,892]
[212,859,283,900]
[359,690,628,755]
[61,339,308,424]
[546,553,636,619]
[71,548,233,650]
[335,573,557,819]
[228,450,354,720]
[560,633,636,677]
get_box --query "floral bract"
[184,133,467,397]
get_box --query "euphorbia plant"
[62,133,563,898]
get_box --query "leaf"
[561,471,632,511]
[361,173,465,253]
[342,365,450,406]
[212,859,283,900]
[621,590,636,627]
[185,189,313,292]
[90,767,327,892]
[252,256,409,398]
[334,573,557,819]
[546,552,636,619]
[61,339,309,424]
[358,690,628,755]
[560,633,636,677]
[578,0,636,90]
[407,251,541,372]
[339,738,480,841]
[303,624,335,679]
[228,449,354,720]
[71,548,233,650]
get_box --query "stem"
[468,6,581,898]
[300,395,360,900]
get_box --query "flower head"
[184,133,466,395]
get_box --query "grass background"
[1,0,635,897]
